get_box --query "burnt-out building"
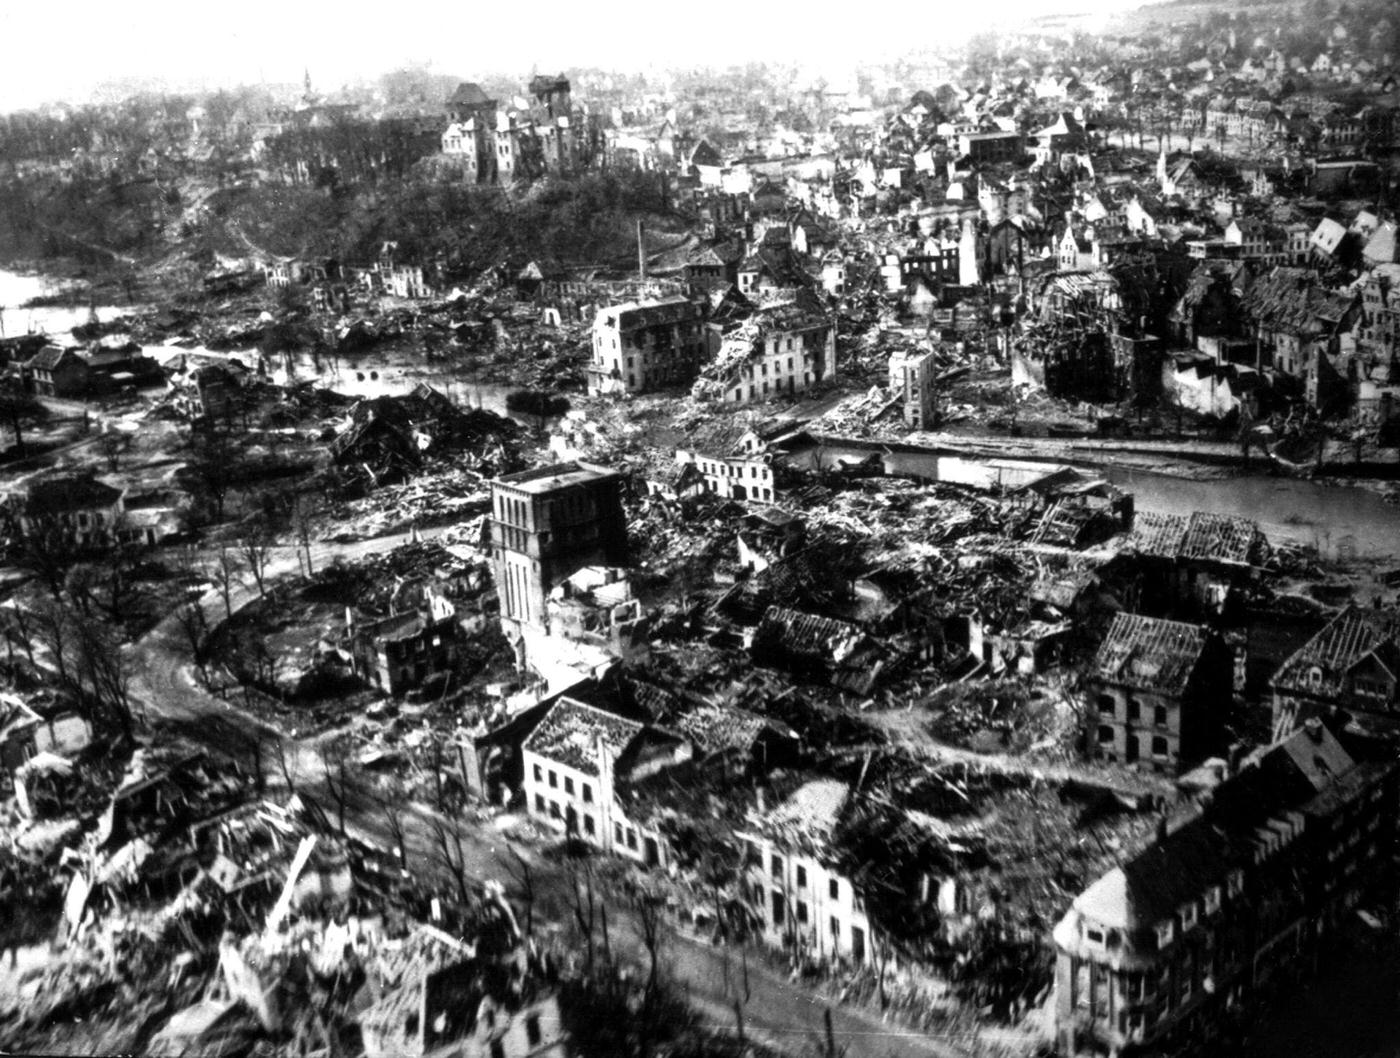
[1127,511,1269,622]
[1088,611,1234,773]
[490,462,629,643]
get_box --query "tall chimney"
[637,220,646,281]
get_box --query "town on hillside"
[0,1,1399,1056]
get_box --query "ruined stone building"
[888,347,938,428]
[1271,605,1400,742]
[587,297,707,396]
[695,303,837,404]
[737,779,876,967]
[489,463,629,673]
[1088,611,1233,773]
[1054,720,1398,1057]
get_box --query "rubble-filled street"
[1,3,1399,1056]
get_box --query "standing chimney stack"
[637,219,646,281]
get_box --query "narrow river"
[792,441,1400,563]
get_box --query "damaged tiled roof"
[749,778,850,853]
[1128,511,1188,558]
[677,703,791,755]
[753,605,869,664]
[1272,605,1400,698]
[1093,612,1209,693]
[1178,512,1266,565]
[523,696,644,776]
[1240,266,1357,337]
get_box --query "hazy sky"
[1,0,1143,109]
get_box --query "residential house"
[738,780,876,966]
[956,130,1023,164]
[25,345,89,398]
[7,472,125,549]
[1088,611,1234,772]
[1271,605,1400,741]
[588,297,706,396]
[1054,720,1398,1057]
[0,694,90,789]
[520,695,688,867]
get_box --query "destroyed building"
[350,589,462,695]
[1088,612,1233,773]
[489,462,630,677]
[5,471,126,551]
[1127,511,1268,621]
[1271,605,1400,742]
[358,926,567,1058]
[1053,720,1399,1057]
[587,296,706,396]
[738,779,876,966]
[694,302,837,404]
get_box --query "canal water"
[0,267,518,414]
[794,440,1400,563]
[0,269,135,338]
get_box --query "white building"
[695,303,837,404]
[738,780,875,966]
[521,696,689,869]
[888,347,938,429]
[588,297,706,396]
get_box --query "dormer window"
[1155,920,1175,949]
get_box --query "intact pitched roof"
[22,473,122,515]
[27,345,83,371]
[1067,720,1367,936]
[522,696,644,777]
[448,83,495,108]
[1093,612,1209,693]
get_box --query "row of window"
[533,794,596,836]
[767,851,841,899]
[1097,695,1171,727]
[532,764,595,802]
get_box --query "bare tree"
[238,529,273,599]
[634,889,666,1007]
[567,856,599,973]
[272,735,301,797]
[319,737,354,837]
[292,494,318,577]
[207,545,243,623]
[428,813,474,910]
[374,777,412,873]
[174,598,210,686]
[96,427,130,473]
